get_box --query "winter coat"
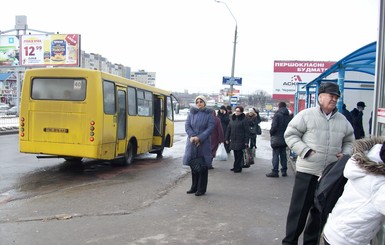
[182,107,215,167]
[217,110,230,137]
[245,112,261,136]
[284,104,354,176]
[350,108,365,139]
[341,107,353,126]
[323,137,385,245]
[270,107,291,148]
[210,116,224,157]
[225,113,249,151]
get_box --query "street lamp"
[215,0,238,99]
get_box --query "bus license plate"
[43,128,69,133]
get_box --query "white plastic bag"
[216,143,228,161]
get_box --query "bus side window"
[128,87,137,115]
[103,81,116,114]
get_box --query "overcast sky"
[1,0,379,94]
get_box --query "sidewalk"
[119,131,296,244]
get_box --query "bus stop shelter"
[294,41,376,114]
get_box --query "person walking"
[182,95,215,196]
[282,82,354,245]
[350,101,366,139]
[245,108,261,149]
[323,138,385,245]
[225,105,249,173]
[218,105,231,153]
[266,102,291,177]
[209,110,224,169]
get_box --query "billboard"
[273,60,335,101]
[20,34,80,66]
[0,36,19,66]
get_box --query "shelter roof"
[305,41,376,87]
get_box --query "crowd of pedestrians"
[182,86,384,244]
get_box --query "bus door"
[153,95,165,146]
[116,87,127,155]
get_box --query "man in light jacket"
[282,82,354,245]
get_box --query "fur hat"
[195,95,206,106]
[318,82,340,97]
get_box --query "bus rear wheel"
[123,142,135,165]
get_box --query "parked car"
[0,104,10,116]
[5,106,18,116]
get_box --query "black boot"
[187,170,198,194]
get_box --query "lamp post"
[215,0,238,100]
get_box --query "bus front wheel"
[123,142,135,165]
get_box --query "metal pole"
[373,0,385,136]
[215,0,238,99]
[230,25,237,97]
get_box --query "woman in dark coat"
[182,95,215,196]
[217,106,230,153]
[209,110,224,169]
[245,107,262,149]
[225,106,250,173]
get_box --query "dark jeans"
[282,172,321,245]
[271,146,287,174]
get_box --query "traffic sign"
[222,76,242,86]
[230,96,238,106]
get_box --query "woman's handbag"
[215,143,228,161]
[256,125,262,135]
[189,145,204,173]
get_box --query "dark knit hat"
[318,82,340,97]
[357,101,366,107]
[220,105,226,110]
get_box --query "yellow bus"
[19,67,175,165]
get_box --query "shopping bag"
[215,143,228,161]
[249,147,256,164]
[242,147,251,168]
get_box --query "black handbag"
[189,145,204,173]
[256,125,262,135]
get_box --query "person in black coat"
[341,104,353,127]
[266,102,291,177]
[225,106,249,173]
[350,101,366,139]
[218,106,231,153]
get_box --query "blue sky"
[1,0,379,94]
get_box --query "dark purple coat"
[183,107,215,167]
[211,116,224,157]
